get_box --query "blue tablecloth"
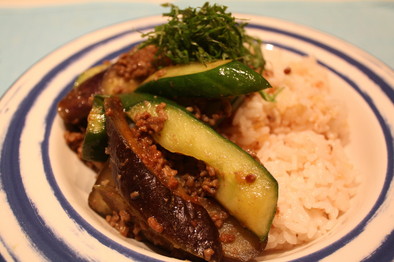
[1,0,393,97]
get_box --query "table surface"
[1,0,394,97]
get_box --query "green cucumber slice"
[82,96,108,162]
[74,64,109,88]
[126,97,278,240]
[81,93,173,161]
[137,60,271,98]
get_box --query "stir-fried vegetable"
[137,60,271,98]
[105,96,223,261]
[82,92,278,239]
[59,2,280,261]
[126,94,278,240]
[82,95,108,162]
[84,93,273,261]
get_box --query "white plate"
[0,15,393,262]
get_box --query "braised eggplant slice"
[88,162,129,217]
[199,198,265,262]
[105,96,223,261]
[88,162,264,262]
[58,70,105,126]
[127,96,278,240]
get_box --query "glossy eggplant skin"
[88,162,129,217]
[105,96,223,262]
[199,198,266,262]
[58,71,105,126]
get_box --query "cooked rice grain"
[229,56,359,250]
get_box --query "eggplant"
[58,70,105,126]
[74,64,109,89]
[127,96,278,240]
[105,96,223,261]
[199,198,265,262]
[101,45,172,95]
[86,94,267,261]
[88,164,265,262]
[58,45,170,128]
[88,162,129,217]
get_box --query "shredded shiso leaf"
[140,2,266,73]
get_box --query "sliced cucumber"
[82,96,108,162]
[126,96,278,240]
[81,93,175,161]
[137,60,271,98]
[74,63,109,88]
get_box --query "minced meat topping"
[112,45,171,82]
[131,103,220,199]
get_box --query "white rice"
[229,55,359,250]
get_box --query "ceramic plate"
[0,15,393,262]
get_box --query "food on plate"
[105,96,223,261]
[125,93,277,239]
[57,2,359,261]
[137,60,271,98]
[228,55,359,250]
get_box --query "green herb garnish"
[259,87,284,102]
[140,2,266,73]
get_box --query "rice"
[229,55,359,250]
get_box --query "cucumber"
[126,96,278,240]
[137,60,271,98]
[74,63,109,88]
[82,92,278,239]
[82,96,108,161]
[81,93,174,161]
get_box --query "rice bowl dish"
[53,3,362,259]
[0,4,392,262]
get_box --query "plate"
[0,15,393,262]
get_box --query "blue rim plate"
[0,15,393,262]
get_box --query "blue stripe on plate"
[1,19,393,262]
[0,237,16,262]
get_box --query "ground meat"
[130,191,140,199]
[210,210,229,229]
[112,45,171,82]
[63,129,104,172]
[134,102,168,134]
[106,210,132,237]
[131,105,181,193]
[203,248,215,261]
[132,103,220,199]
[177,160,219,198]
[245,173,257,183]
[284,66,292,74]
[147,216,164,233]
[63,130,85,153]
[219,233,236,244]
[179,97,233,127]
